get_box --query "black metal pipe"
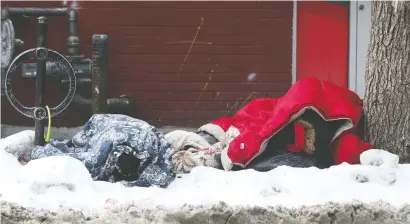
[2,7,80,56]
[106,96,135,116]
[71,94,134,110]
[66,8,80,55]
[6,7,68,17]
[0,68,6,96]
[70,94,135,116]
[91,34,108,114]
[34,16,48,146]
[67,8,77,36]
[72,94,92,105]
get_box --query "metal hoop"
[4,48,77,119]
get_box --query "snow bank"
[2,200,410,224]
[0,130,35,157]
[1,131,410,223]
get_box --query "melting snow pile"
[1,130,410,223]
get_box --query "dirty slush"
[1,200,410,224]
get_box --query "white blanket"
[165,130,226,173]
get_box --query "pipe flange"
[1,19,15,68]
[33,107,47,120]
[35,47,48,60]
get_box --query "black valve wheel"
[4,48,77,119]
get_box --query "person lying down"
[167,109,353,173]
[29,114,177,188]
[23,78,373,189]
[168,78,373,174]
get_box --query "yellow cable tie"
[45,106,52,143]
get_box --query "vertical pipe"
[91,35,108,114]
[67,8,80,56]
[1,68,6,95]
[67,8,78,36]
[34,16,48,146]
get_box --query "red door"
[296,1,349,87]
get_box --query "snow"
[1,131,410,217]
[1,130,35,157]
[247,73,257,81]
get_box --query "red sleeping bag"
[197,77,373,171]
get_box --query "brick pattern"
[1,1,293,127]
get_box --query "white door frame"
[348,1,372,98]
[291,0,297,84]
[291,1,372,99]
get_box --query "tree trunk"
[364,1,410,162]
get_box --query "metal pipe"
[91,34,108,114]
[72,94,92,105]
[34,16,48,146]
[66,8,80,55]
[71,95,134,109]
[2,7,80,56]
[70,94,135,116]
[67,8,77,36]
[0,68,6,96]
[106,96,136,116]
[6,7,68,17]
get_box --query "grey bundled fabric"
[31,114,176,188]
[246,149,316,172]
[197,131,218,145]
[245,120,316,172]
[246,110,337,171]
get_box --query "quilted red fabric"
[207,77,373,168]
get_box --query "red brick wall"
[1,1,293,127]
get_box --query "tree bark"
[364,1,410,162]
